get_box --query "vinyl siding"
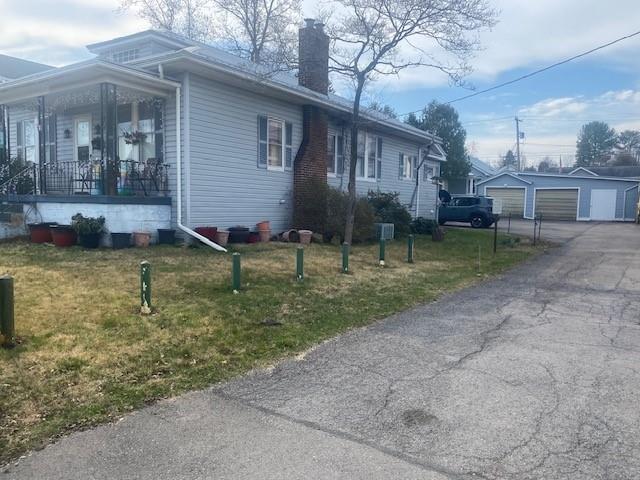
[326,119,440,220]
[479,173,638,220]
[185,73,302,233]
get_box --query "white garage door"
[485,188,525,217]
[590,189,617,221]
[535,189,578,221]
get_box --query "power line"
[398,29,640,117]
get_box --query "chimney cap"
[304,18,315,28]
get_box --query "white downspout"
[175,85,227,252]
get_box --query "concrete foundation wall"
[1,200,171,245]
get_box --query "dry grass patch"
[0,229,542,463]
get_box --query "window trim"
[17,117,39,164]
[327,134,337,177]
[400,153,417,180]
[266,116,285,171]
[357,131,380,182]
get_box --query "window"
[16,119,37,163]
[399,153,417,180]
[326,134,344,175]
[268,119,283,169]
[423,165,434,181]
[257,115,292,170]
[118,101,164,162]
[356,131,381,180]
[112,49,140,63]
[44,115,56,164]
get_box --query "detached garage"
[477,172,639,222]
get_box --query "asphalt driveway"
[4,222,640,479]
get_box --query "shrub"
[410,217,437,235]
[367,191,412,235]
[71,213,106,235]
[0,157,35,195]
[326,187,376,243]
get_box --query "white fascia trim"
[517,172,639,183]
[477,172,532,186]
[569,167,598,176]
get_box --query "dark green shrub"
[71,213,106,235]
[326,187,375,243]
[411,217,437,235]
[367,191,412,235]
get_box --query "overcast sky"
[1,0,639,168]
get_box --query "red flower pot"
[194,227,218,241]
[28,223,57,243]
[50,225,77,247]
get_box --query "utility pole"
[515,116,523,171]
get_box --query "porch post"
[0,105,6,167]
[37,96,46,194]
[100,83,117,195]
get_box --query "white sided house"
[477,171,639,221]
[0,24,446,246]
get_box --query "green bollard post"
[379,238,386,266]
[296,247,304,281]
[408,235,415,263]
[341,242,349,274]
[232,252,241,293]
[0,276,15,348]
[140,261,152,315]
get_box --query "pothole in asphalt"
[401,409,438,427]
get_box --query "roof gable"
[568,167,598,176]
[477,172,532,186]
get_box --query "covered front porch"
[0,62,179,201]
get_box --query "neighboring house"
[477,171,638,221]
[0,54,51,83]
[446,156,496,195]
[0,24,446,244]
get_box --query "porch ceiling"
[0,60,179,104]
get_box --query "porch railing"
[0,161,37,198]
[1,159,169,199]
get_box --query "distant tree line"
[575,121,640,167]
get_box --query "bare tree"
[213,0,301,69]
[119,0,215,41]
[119,0,300,70]
[325,0,497,244]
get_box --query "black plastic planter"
[79,233,101,249]
[111,232,131,250]
[228,226,250,243]
[158,228,176,245]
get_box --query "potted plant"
[72,213,105,249]
[50,225,77,247]
[133,231,151,247]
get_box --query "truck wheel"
[470,215,485,228]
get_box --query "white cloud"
[467,88,640,166]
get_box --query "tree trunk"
[343,79,364,245]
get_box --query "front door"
[590,189,617,221]
[73,116,91,163]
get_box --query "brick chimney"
[298,18,330,94]
[293,19,330,232]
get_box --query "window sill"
[357,177,378,183]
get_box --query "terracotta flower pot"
[50,225,77,247]
[259,230,271,242]
[133,231,151,247]
[194,227,217,241]
[28,222,57,243]
[256,220,270,231]
[298,229,313,245]
[215,230,229,246]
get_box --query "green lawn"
[0,229,541,464]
